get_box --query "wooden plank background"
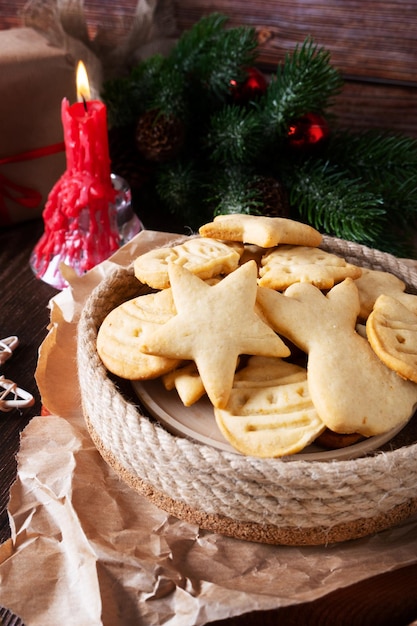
[174,0,417,137]
[1,0,416,136]
[174,0,417,84]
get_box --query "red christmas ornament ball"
[230,67,268,104]
[287,112,330,150]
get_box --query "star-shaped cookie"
[140,260,290,408]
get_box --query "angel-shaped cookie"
[257,278,417,436]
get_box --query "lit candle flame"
[76,61,90,103]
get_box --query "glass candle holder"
[30,173,143,290]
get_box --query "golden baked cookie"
[199,213,322,248]
[355,267,417,320]
[97,289,182,380]
[258,245,362,291]
[162,362,206,406]
[367,294,417,383]
[315,429,364,449]
[232,355,307,387]
[214,357,325,457]
[139,260,290,409]
[133,237,243,289]
[257,278,417,436]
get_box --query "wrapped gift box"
[0,28,77,225]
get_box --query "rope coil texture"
[77,236,417,531]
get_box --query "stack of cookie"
[97,214,417,458]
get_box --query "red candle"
[63,98,111,181]
[31,61,119,287]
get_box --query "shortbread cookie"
[214,358,325,457]
[97,289,181,380]
[258,245,362,290]
[232,355,307,387]
[133,237,243,289]
[140,260,290,409]
[257,278,417,436]
[315,429,364,449]
[355,268,417,320]
[367,294,417,383]
[199,214,322,248]
[162,362,206,406]
[238,243,266,267]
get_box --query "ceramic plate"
[132,379,406,461]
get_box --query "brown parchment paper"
[1,230,417,626]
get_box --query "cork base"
[85,412,417,546]
[78,234,417,548]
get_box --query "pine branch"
[170,13,258,100]
[103,55,167,127]
[195,25,258,100]
[285,160,387,246]
[206,105,264,164]
[208,165,263,216]
[102,12,417,257]
[101,75,140,128]
[326,131,417,218]
[156,160,211,227]
[104,13,259,126]
[329,131,417,174]
[288,159,414,255]
[145,63,188,118]
[169,13,229,74]
[262,39,343,136]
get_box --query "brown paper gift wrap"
[0,28,77,225]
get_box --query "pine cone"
[135,109,185,163]
[251,176,291,218]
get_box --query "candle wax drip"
[30,174,142,290]
[31,170,119,278]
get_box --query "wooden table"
[1,220,417,626]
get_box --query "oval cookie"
[214,356,324,457]
[355,267,417,320]
[133,237,243,289]
[97,289,182,380]
[367,294,417,383]
[214,367,325,458]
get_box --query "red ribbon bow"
[0,142,65,223]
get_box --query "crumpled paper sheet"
[1,230,417,626]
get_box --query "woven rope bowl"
[77,235,417,545]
